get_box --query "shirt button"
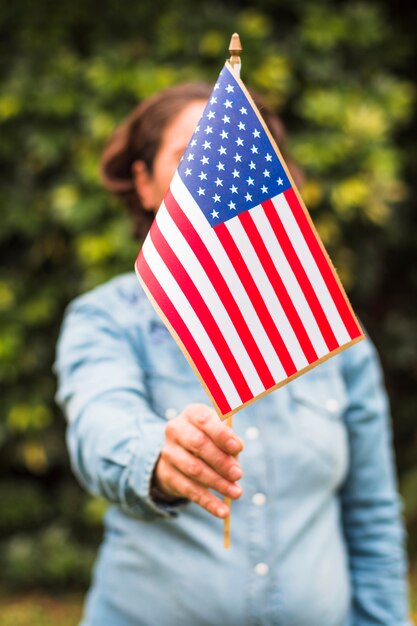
[245,426,259,440]
[325,398,339,413]
[252,492,266,506]
[254,562,269,576]
[165,408,178,420]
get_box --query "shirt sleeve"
[54,295,187,521]
[339,337,411,625]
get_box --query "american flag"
[135,62,364,418]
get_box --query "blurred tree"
[0,0,416,589]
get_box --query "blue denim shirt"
[55,272,410,626]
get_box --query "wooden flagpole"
[223,33,242,550]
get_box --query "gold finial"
[228,32,242,74]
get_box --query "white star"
[210,96,218,104]
[253,128,261,138]
[214,83,220,90]
[229,201,236,210]
[222,114,230,123]
[198,171,207,180]
[215,177,223,186]
[195,125,200,132]
[197,187,205,196]
[187,153,194,162]
[216,162,225,171]
[251,145,259,154]
[233,153,242,162]
[240,106,248,115]
[238,121,246,130]
[191,139,197,147]
[261,185,268,193]
[220,130,229,139]
[236,137,244,146]
[246,176,254,185]
[226,84,234,93]
[224,99,233,109]
[232,169,240,178]
[230,184,238,194]
[265,153,272,162]
[207,111,215,119]
[204,125,213,135]
[184,168,192,176]
[202,140,211,150]
[249,161,256,170]
[263,169,270,178]
[212,194,221,203]
[277,177,283,185]
[218,146,227,155]
[245,192,252,201]
[211,209,219,218]
[200,156,209,165]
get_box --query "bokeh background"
[1,0,416,623]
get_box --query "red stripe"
[262,197,339,352]
[239,210,318,364]
[150,223,253,404]
[165,189,275,391]
[214,222,297,378]
[135,255,231,415]
[284,188,362,340]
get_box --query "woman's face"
[133,99,207,212]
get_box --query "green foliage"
[0,0,416,590]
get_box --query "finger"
[161,443,242,499]
[185,406,244,455]
[160,462,230,518]
[173,424,243,483]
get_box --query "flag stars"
[202,141,211,150]
[184,168,192,176]
[246,176,254,185]
[236,137,244,146]
[198,171,207,180]
[200,156,209,165]
[229,184,238,194]
[197,187,205,196]
[225,84,234,93]
[204,125,213,135]
[261,185,268,193]
[222,114,230,123]
[211,209,219,219]
[263,169,270,178]
[249,161,256,170]
[229,201,236,210]
[277,177,283,185]
[238,121,246,130]
[224,99,233,109]
[232,169,240,178]
[251,145,259,154]
[220,130,229,139]
[245,192,252,201]
[214,177,223,186]
[233,153,242,162]
[240,106,248,115]
[210,96,218,104]
[212,194,221,203]
[265,153,272,162]
[218,146,227,155]
[207,111,215,120]
[253,128,261,138]
[191,139,197,147]
[187,153,194,162]
[216,162,225,171]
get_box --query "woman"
[55,81,411,625]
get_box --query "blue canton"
[177,64,291,227]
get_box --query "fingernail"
[227,438,240,453]
[229,465,242,481]
[218,505,229,517]
[229,484,242,498]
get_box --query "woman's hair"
[101,81,300,241]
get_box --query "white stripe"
[273,194,350,345]
[225,216,309,371]
[156,204,265,397]
[251,204,329,358]
[171,173,287,383]
[141,236,242,409]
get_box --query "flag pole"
[223,32,243,550]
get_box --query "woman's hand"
[153,403,244,518]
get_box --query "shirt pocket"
[287,365,349,483]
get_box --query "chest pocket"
[287,364,349,484]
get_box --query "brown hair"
[101,81,300,241]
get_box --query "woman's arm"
[339,338,411,625]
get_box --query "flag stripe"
[239,209,319,364]
[156,200,265,398]
[273,193,350,345]
[149,222,254,404]
[136,255,231,415]
[164,189,275,391]
[262,198,339,352]
[284,188,362,340]
[224,216,309,371]
[171,174,287,383]
[140,236,241,410]
[214,220,297,378]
